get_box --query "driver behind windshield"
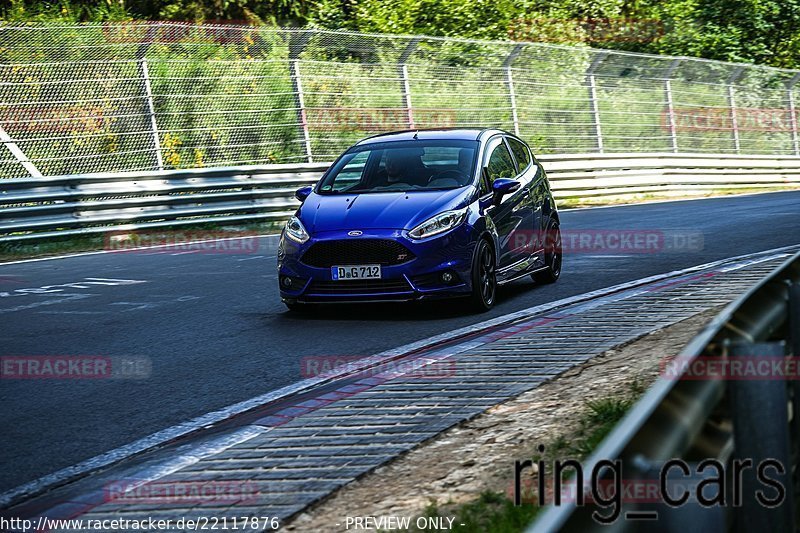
[383,149,430,187]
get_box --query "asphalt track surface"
[1,190,799,495]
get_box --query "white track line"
[0,233,281,267]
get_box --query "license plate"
[331,265,381,280]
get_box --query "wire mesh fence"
[2,22,800,178]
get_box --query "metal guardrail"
[2,153,800,242]
[530,250,800,531]
[0,162,327,242]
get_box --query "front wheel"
[532,219,562,285]
[470,239,496,312]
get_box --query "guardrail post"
[664,59,682,153]
[789,282,800,497]
[787,74,800,156]
[729,341,795,533]
[585,52,607,153]
[398,39,419,129]
[289,32,314,163]
[727,67,745,154]
[137,25,162,171]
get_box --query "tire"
[532,219,562,285]
[469,238,497,312]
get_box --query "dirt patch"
[284,307,723,531]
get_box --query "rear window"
[507,137,531,171]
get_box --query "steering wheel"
[429,169,469,184]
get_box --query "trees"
[3,0,800,69]
[652,0,800,68]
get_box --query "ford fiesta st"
[277,128,562,312]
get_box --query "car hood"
[300,188,471,232]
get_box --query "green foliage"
[1,0,308,26]
[5,0,800,69]
[413,493,541,533]
[651,0,800,68]
[572,396,635,456]
[3,0,132,23]
[308,0,518,40]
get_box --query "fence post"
[139,59,163,171]
[398,39,419,129]
[289,31,313,163]
[585,52,607,153]
[504,44,524,136]
[137,25,162,170]
[788,73,800,156]
[727,66,745,154]
[790,282,800,501]
[664,59,682,153]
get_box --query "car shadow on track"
[278,279,541,322]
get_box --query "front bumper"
[278,226,476,303]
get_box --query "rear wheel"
[470,239,496,312]
[532,219,562,284]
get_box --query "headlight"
[284,215,309,243]
[408,207,468,240]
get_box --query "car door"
[481,136,529,271]
[505,136,543,260]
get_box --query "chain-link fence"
[2,22,800,178]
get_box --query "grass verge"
[556,186,800,208]
[409,379,646,532]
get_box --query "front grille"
[300,239,415,268]
[307,278,412,295]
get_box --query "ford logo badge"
[347,230,363,236]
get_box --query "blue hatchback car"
[277,128,562,311]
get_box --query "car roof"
[354,128,509,145]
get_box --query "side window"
[507,137,531,171]
[479,172,491,196]
[485,141,516,185]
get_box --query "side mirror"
[295,186,313,202]
[491,178,521,203]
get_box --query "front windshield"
[318,139,479,194]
